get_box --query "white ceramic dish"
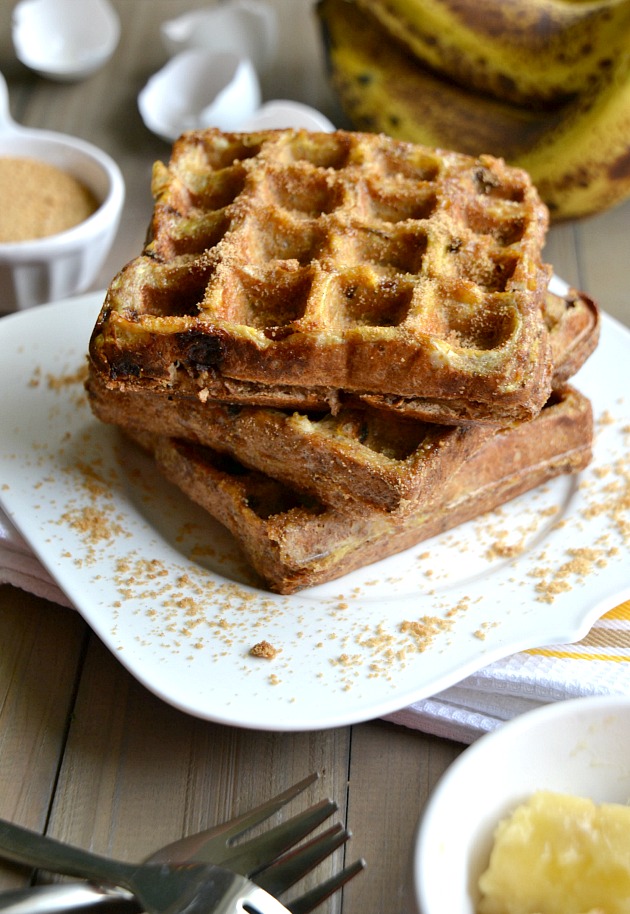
[160,0,278,76]
[138,49,261,142]
[12,0,120,82]
[413,695,630,914]
[0,74,124,312]
[0,288,628,731]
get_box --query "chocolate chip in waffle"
[126,386,592,594]
[90,128,553,426]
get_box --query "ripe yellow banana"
[354,0,630,109]
[318,0,558,157]
[317,0,630,220]
[517,47,630,219]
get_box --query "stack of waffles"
[87,129,599,593]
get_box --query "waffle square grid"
[91,129,552,425]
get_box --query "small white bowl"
[0,73,124,312]
[138,49,261,143]
[12,0,120,82]
[160,0,278,76]
[413,696,630,914]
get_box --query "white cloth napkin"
[3,504,629,742]
[0,508,72,607]
[385,603,630,742]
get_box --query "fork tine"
[151,773,319,867]
[256,823,349,896]
[216,773,319,843]
[286,858,366,914]
[218,799,338,875]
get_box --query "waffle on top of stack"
[90,128,553,426]
[87,128,598,594]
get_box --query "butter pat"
[477,790,630,914]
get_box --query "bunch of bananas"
[317,0,630,221]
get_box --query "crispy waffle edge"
[125,386,593,594]
[86,285,600,511]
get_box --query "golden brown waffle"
[544,288,599,386]
[128,387,592,594]
[358,285,600,422]
[87,285,599,511]
[90,377,491,511]
[89,128,553,427]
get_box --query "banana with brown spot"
[318,0,630,220]
[355,0,630,109]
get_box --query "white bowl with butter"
[413,695,630,914]
[0,72,124,312]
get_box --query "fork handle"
[0,885,134,914]
[0,820,136,890]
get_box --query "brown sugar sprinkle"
[580,456,630,542]
[486,540,525,560]
[250,640,280,659]
[531,546,609,604]
[536,579,572,601]
[0,157,98,242]
[67,459,112,499]
[400,615,454,651]
[47,364,88,390]
[32,355,629,690]
[331,653,363,668]
[474,621,498,640]
[59,505,127,546]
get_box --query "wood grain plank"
[0,589,86,887]
[46,632,352,911]
[573,199,630,327]
[344,721,463,914]
[545,221,581,290]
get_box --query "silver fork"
[0,774,364,914]
[0,822,287,914]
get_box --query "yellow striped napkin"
[386,599,630,743]
[530,600,630,662]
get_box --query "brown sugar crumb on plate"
[250,639,280,659]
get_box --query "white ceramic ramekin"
[0,73,124,313]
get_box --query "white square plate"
[0,289,628,730]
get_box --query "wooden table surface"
[0,3,628,913]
